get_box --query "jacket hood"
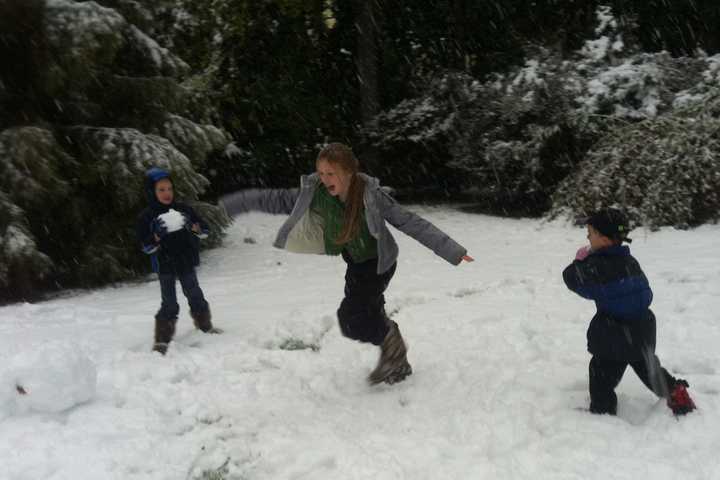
[144,167,173,209]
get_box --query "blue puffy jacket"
[563,245,657,361]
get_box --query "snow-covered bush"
[449,49,591,214]
[364,5,715,217]
[65,126,208,208]
[576,51,707,120]
[551,113,720,228]
[0,127,73,298]
[360,72,475,195]
[0,194,53,300]
[156,115,231,170]
[202,143,273,199]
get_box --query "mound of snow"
[0,341,97,418]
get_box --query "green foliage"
[360,72,473,196]
[209,0,356,187]
[0,0,49,127]
[609,0,720,56]
[449,52,590,214]
[0,127,71,298]
[0,192,53,299]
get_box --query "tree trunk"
[355,0,379,124]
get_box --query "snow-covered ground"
[1,208,718,480]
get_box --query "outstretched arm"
[376,189,469,265]
[220,189,300,217]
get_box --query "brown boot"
[191,309,222,334]
[368,321,413,385]
[153,317,177,355]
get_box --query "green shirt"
[310,185,378,263]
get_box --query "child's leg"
[157,273,180,320]
[335,254,411,384]
[178,269,209,314]
[630,352,696,414]
[154,273,180,354]
[629,351,675,399]
[337,257,396,345]
[178,269,219,333]
[589,356,627,414]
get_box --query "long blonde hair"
[317,143,366,245]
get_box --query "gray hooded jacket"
[221,173,467,274]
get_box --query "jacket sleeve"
[562,258,602,300]
[181,204,210,237]
[375,189,467,265]
[136,210,159,254]
[220,189,300,217]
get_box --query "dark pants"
[156,270,209,321]
[589,351,677,414]
[337,252,396,346]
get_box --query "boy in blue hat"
[563,208,696,416]
[137,167,220,355]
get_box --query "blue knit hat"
[146,167,170,184]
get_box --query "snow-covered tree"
[0,0,231,301]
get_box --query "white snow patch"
[1,341,96,417]
[2,225,33,255]
[0,210,717,479]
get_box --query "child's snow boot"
[191,309,222,334]
[368,321,413,385]
[153,316,177,355]
[667,379,696,415]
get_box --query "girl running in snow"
[222,143,473,384]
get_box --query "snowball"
[0,341,97,417]
[158,209,186,233]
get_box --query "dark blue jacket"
[563,245,657,361]
[136,171,208,275]
[136,202,207,274]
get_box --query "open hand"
[461,255,474,263]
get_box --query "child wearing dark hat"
[563,208,696,416]
[137,167,221,355]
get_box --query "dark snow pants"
[589,352,678,414]
[156,269,209,321]
[337,251,396,346]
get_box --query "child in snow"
[221,143,474,385]
[137,167,220,355]
[562,208,696,415]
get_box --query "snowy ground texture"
[1,208,719,480]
